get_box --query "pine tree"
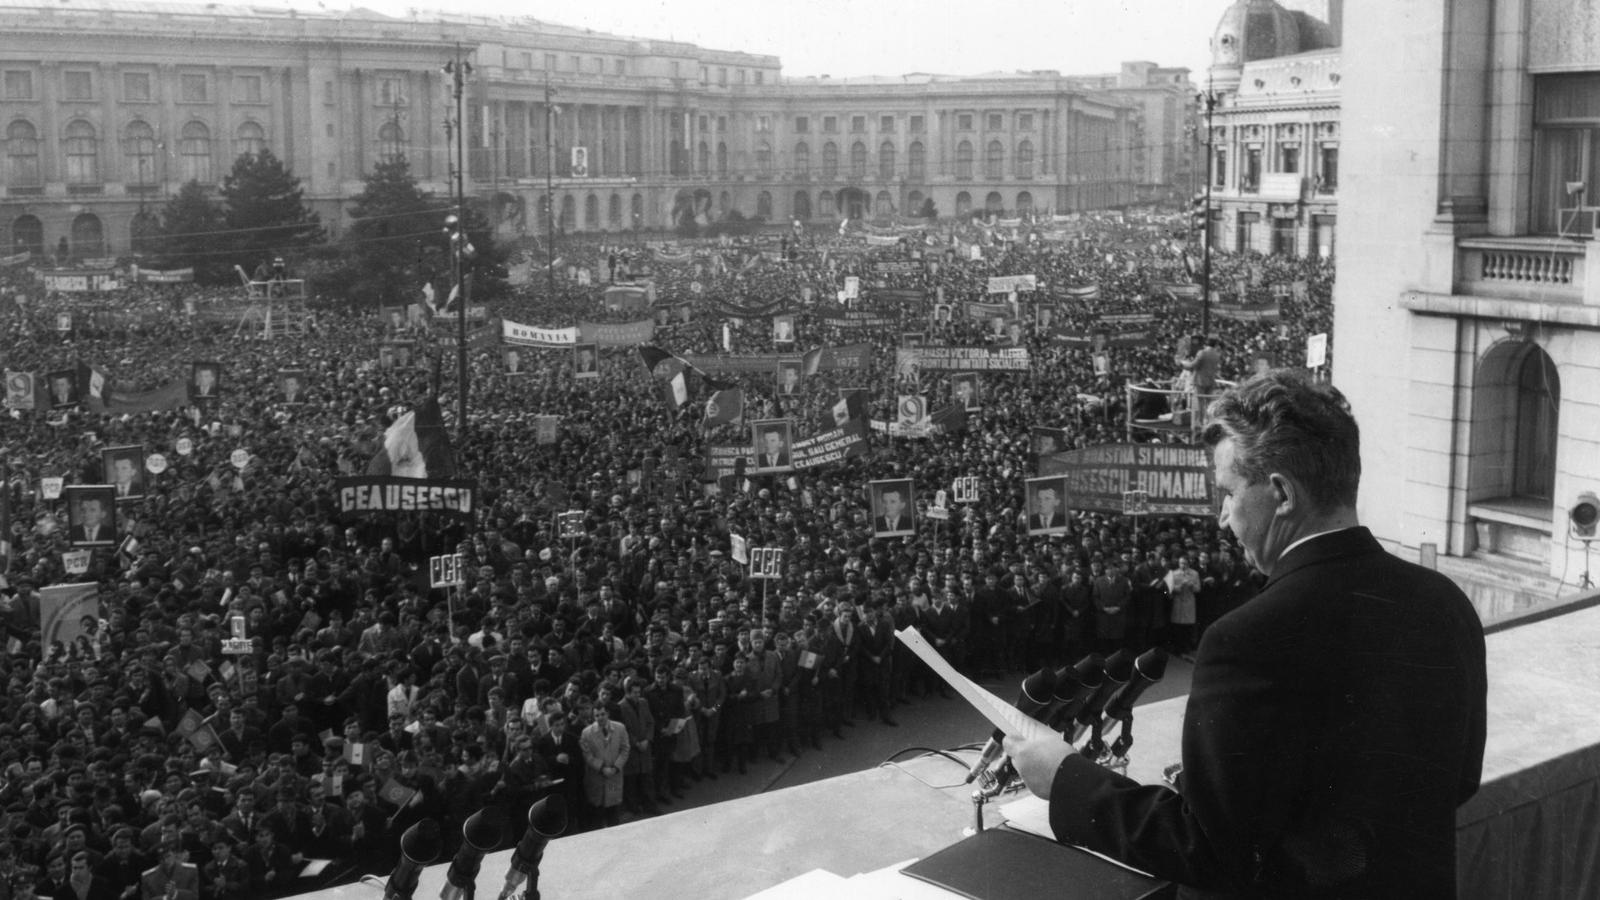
[155,180,232,284]
[342,156,450,307]
[220,148,325,270]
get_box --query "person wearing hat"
[199,836,247,900]
[138,839,198,900]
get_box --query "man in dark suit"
[1029,485,1067,532]
[69,496,115,545]
[873,485,912,534]
[1006,370,1487,898]
[756,428,789,469]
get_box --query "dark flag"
[928,403,969,435]
[367,397,456,478]
[801,347,824,378]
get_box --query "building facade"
[0,0,1171,259]
[1335,0,1600,613]
[1068,61,1198,203]
[1200,0,1341,259]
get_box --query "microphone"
[1045,654,1104,732]
[964,666,1057,784]
[383,820,441,900]
[498,796,568,900]
[1072,649,1134,745]
[1039,664,1083,729]
[440,806,507,900]
[1102,647,1169,725]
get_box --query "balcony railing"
[1456,237,1590,304]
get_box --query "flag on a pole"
[366,397,456,478]
[801,347,824,378]
[704,389,744,426]
[117,533,140,564]
[77,363,107,401]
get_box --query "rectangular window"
[237,74,263,104]
[910,115,925,133]
[823,116,837,134]
[1018,112,1034,131]
[987,112,1003,131]
[794,116,809,133]
[757,115,771,133]
[123,71,152,102]
[700,66,708,83]
[754,70,764,85]
[1531,73,1600,234]
[614,59,625,76]
[718,67,727,85]
[1242,147,1261,192]
[880,115,894,132]
[698,115,709,133]
[718,116,727,133]
[377,77,404,107]
[546,54,557,71]
[1236,211,1260,251]
[1279,145,1300,174]
[737,69,747,84]
[63,70,93,101]
[957,113,973,131]
[179,73,208,102]
[593,57,603,74]
[1318,145,1338,192]
[1272,218,1296,256]
[522,53,534,70]
[851,115,866,133]
[3,70,33,100]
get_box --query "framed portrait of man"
[102,445,147,501]
[1031,426,1067,457]
[932,303,952,324]
[503,348,527,376]
[1025,475,1071,536]
[775,361,803,396]
[189,362,221,402]
[64,485,118,547]
[749,419,794,473]
[46,369,80,409]
[277,369,308,404]
[951,372,982,411]
[573,343,599,379]
[772,315,796,345]
[869,479,915,538]
[901,332,925,348]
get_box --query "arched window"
[822,142,838,179]
[955,191,972,216]
[756,142,772,177]
[560,195,576,230]
[717,142,729,178]
[124,121,156,187]
[875,191,893,217]
[908,141,925,180]
[878,141,896,180]
[1469,342,1561,507]
[792,191,811,219]
[71,213,105,259]
[986,140,1004,179]
[630,193,644,227]
[818,190,835,217]
[1515,349,1560,499]
[64,119,99,185]
[584,194,599,230]
[907,190,925,215]
[793,141,809,176]
[7,121,41,188]
[955,140,973,179]
[697,141,710,174]
[756,191,772,219]
[179,122,211,184]
[850,141,867,178]
[235,122,266,160]
[1016,139,1034,179]
[377,121,404,162]
[12,214,44,255]
[985,191,1004,214]
[608,193,623,227]
[1016,191,1033,215]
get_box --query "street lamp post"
[444,48,473,438]
[544,76,558,305]
[1196,82,1220,337]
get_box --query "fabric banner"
[502,319,579,347]
[962,301,1013,321]
[1214,301,1282,321]
[872,261,921,274]
[86,379,190,415]
[42,271,119,292]
[578,319,656,346]
[897,346,1031,372]
[684,343,871,374]
[333,477,477,519]
[1038,443,1215,516]
[703,420,868,477]
[40,582,99,654]
[874,288,926,304]
[1099,312,1156,325]
[864,234,900,246]
[602,284,652,312]
[706,295,794,320]
[987,275,1038,294]
[822,312,897,329]
[1057,284,1101,302]
[133,267,195,283]
[0,251,29,267]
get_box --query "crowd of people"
[0,207,1335,899]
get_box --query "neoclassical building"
[1200,0,1341,259]
[0,0,1185,259]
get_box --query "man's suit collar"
[1263,526,1379,586]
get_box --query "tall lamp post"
[1196,82,1220,337]
[443,48,473,438]
[544,76,558,304]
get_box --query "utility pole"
[1197,80,1220,337]
[444,46,473,438]
[544,76,558,304]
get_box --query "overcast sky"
[256,0,1232,81]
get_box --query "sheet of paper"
[742,868,850,899]
[894,627,1051,742]
[299,859,333,878]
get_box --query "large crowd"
[0,208,1335,899]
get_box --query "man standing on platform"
[1006,370,1487,898]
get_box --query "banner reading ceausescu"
[334,476,477,519]
[1038,443,1215,516]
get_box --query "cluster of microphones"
[378,795,569,900]
[965,647,1171,793]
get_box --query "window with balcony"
[718,67,727,85]
[697,141,710,174]
[717,142,728,178]
[850,141,867,178]
[986,140,1004,179]
[1242,147,1261,193]
[822,142,838,178]
[794,141,809,175]
[179,121,212,184]
[1278,144,1300,174]
[3,70,33,100]
[63,70,93,102]
[1317,145,1338,193]
[124,121,156,187]
[1016,140,1033,179]
[1532,72,1600,235]
[878,141,895,179]
[757,142,772,177]
[64,119,99,186]
[7,120,41,188]
[377,77,405,107]
[1214,148,1227,188]
[235,121,266,159]
[123,71,152,102]
[955,140,973,179]
[908,142,924,180]
[179,73,208,103]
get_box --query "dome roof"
[1211,0,1304,69]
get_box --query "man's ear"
[1268,473,1298,515]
